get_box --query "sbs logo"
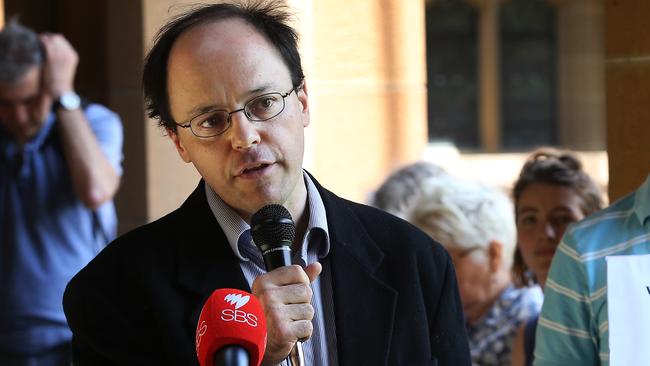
[221,293,258,327]
[224,293,250,309]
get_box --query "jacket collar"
[175,176,397,366]
[175,180,249,297]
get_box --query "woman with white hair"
[377,168,542,365]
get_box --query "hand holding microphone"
[250,205,322,365]
[251,263,321,365]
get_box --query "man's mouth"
[243,163,269,173]
[238,162,273,178]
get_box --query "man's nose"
[228,111,261,150]
[11,104,30,125]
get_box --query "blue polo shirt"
[0,104,123,354]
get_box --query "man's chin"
[15,127,41,143]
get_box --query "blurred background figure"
[508,148,603,366]
[0,18,123,366]
[374,166,542,366]
[534,172,649,363]
[371,161,446,219]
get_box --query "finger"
[256,282,313,307]
[286,303,315,322]
[39,34,74,58]
[288,319,314,342]
[304,261,322,283]
[39,34,54,52]
[264,318,312,356]
[253,265,310,291]
[265,303,314,324]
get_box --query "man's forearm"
[57,108,120,209]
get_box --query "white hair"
[406,175,516,269]
[371,161,446,219]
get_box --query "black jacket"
[64,177,470,366]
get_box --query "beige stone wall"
[605,0,650,200]
[106,1,201,232]
[298,0,428,202]
[142,1,201,222]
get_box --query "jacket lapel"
[173,181,250,330]
[314,177,398,366]
[174,176,398,366]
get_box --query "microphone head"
[196,288,267,366]
[250,204,295,253]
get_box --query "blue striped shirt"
[534,175,650,365]
[205,171,338,366]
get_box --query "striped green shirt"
[534,175,650,366]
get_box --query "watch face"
[60,92,81,110]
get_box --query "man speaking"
[63,2,470,365]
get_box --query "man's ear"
[487,240,503,274]
[296,79,310,127]
[168,128,191,163]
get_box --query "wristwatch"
[54,91,81,111]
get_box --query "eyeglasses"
[176,83,302,138]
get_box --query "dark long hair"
[512,148,604,286]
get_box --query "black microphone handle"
[262,246,292,271]
[213,345,249,366]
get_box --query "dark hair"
[512,147,604,286]
[142,0,305,131]
[0,17,44,84]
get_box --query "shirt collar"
[204,181,250,261]
[633,174,650,225]
[205,171,331,262]
[301,171,331,259]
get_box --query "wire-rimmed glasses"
[175,83,301,138]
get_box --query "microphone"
[195,288,267,366]
[250,204,295,270]
[250,205,305,366]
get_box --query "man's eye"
[255,97,276,109]
[196,113,226,129]
[250,95,281,113]
[199,118,219,128]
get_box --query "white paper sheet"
[607,254,650,366]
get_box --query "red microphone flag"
[196,288,267,366]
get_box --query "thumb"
[304,261,322,283]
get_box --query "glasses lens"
[190,110,230,137]
[245,93,284,121]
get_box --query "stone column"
[467,0,503,152]
[106,0,201,232]
[604,0,650,200]
[304,0,428,201]
[550,0,605,150]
